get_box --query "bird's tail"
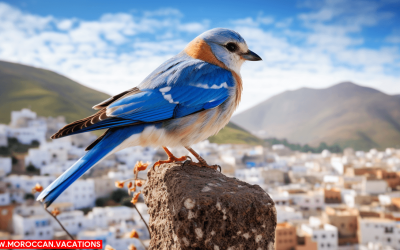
[37,125,146,208]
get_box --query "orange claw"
[153,156,187,169]
[153,146,188,169]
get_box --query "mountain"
[0,60,110,124]
[0,60,261,145]
[209,122,264,145]
[232,82,400,150]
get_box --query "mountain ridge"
[232,81,400,150]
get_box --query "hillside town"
[1,109,400,250]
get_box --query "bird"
[37,28,262,207]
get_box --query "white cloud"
[0,1,398,115]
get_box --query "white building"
[362,178,388,195]
[40,161,76,176]
[7,109,47,145]
[78,228,144,250]
[270,192,291,206]
[54,179,96,209]
[55,210,88,235]
[359,218,400,249]
[0,157,12,177]
[379,192,400,206]
[301,217,338,250]
[114,146,156,169]
[0,191,10,206]
[25,139,72,170]
[331,157,345,175]
[341,189,357,208]
[13,214,53,240]
[290,190,324,211]
[7,175,55,194]
[10,109,37,127]
[86,206,135,229]
[90,176,118,199]
[235,167,264,185]
[0,125,7,146]
[276,205,303,223]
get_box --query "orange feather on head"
[184,38,227,69]
[184,38,243,109]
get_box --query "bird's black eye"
[225,43,238,52]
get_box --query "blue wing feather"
[106,55,234,122]
[65,54,234,137]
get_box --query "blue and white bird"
[37,28,262,207]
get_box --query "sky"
[0,0,399,113]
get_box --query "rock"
[143,161,276,250]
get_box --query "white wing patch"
[160,87,171,93]
[159,87,179,104]
[192,82,228,89]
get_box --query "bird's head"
[184,28,262,74]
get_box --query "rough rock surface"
[143,161,276,250]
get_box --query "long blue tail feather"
[37,124,147,207]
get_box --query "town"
[1,109,400,250]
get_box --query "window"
[39,232,43,236]
[385,227,394,233]
[332,234,334,238]
[322,234,326,238]
[388,238,391,243]
[321,243,324,248]
[327,243,331,247]
[314,235,317,239]
[1,209,7,215]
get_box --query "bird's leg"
[185,146,219,170]
[153,146,188,169]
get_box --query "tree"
[26,164,39,174]
[24,193,34,200]
[111,189,129,203]
[95,197,108,207]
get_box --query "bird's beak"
[241,50,262,61]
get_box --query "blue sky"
[0,0,399,112]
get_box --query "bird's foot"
[153,155,188,169]
[186,158,220,171]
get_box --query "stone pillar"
[143,161,276,250]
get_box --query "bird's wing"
[51,59,235,139]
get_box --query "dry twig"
[44,207,74,240]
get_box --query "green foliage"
[26,163,40,174]
[24,193,34,200]
[95,197,108,207]
[265,138,342,153]
[121,197,133,207]
[110,189,130,203]
[78,207,92,215]
[0,137,40,157]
